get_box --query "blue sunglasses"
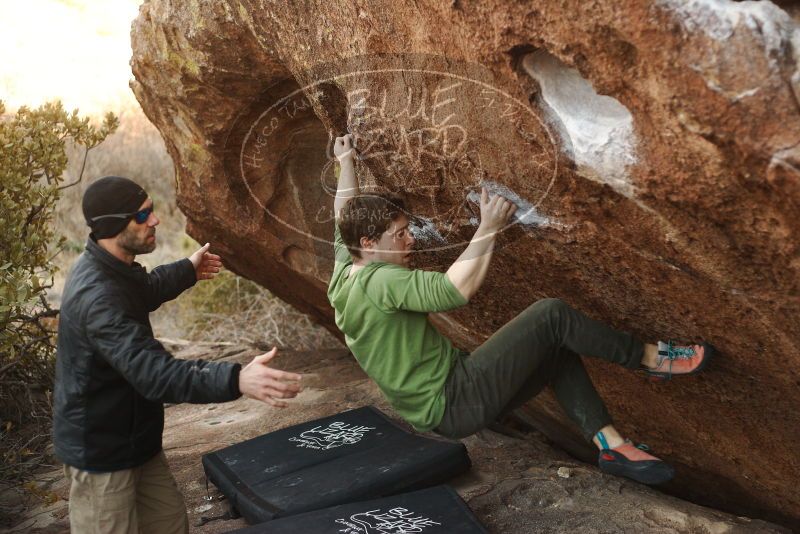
[91,205,154,225]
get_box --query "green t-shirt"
[327,224,467,431]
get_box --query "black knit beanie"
[82,176,148,239]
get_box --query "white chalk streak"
[658,0,796,62]
[467,181,555,227]
[409,216,446,244]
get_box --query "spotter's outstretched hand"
[189,243,223,282]
[238,348,303,408]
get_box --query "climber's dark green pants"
[434,298,644,441]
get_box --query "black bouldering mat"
[202,406,471,524]
[226,485,488,533]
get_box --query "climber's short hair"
[338,194,407,258]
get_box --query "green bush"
[0,101,117,480]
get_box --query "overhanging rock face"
[130,0,800,527]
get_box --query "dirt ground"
[2,344,789,533]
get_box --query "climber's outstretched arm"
[446,188,516,302]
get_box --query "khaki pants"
[63,450,189,534]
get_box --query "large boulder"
[131,0,800,527]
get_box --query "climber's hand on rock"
[239,347,303,408]
[478,187,517,234]
[334,134,356,162]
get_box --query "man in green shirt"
[327,134,713,485]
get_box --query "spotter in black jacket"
[53,238,241,471]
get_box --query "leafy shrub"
[0,100,117,482]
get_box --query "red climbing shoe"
[598,441,675,485]
[645,340,714,380]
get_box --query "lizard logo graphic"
[289,421,376,450]
[335,507,441,533]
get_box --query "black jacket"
[53,238,241,471]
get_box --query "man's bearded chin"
[118,228,156,256]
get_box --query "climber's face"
[360,215,415,267]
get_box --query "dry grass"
[153,270,338,350]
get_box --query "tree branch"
[0,359,20,376]
[57,145,90,190]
